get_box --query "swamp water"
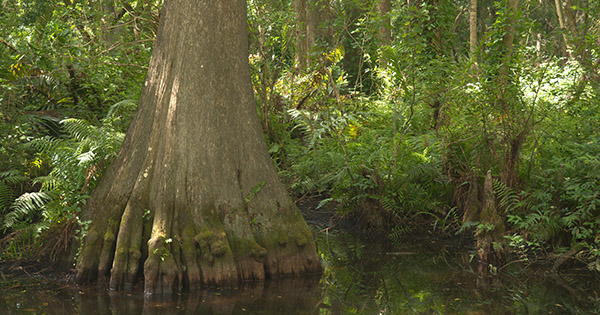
[1,228,600,314]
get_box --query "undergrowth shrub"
[283,100,450,233]
[0,101,131,259]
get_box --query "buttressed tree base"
[74,0,321,294]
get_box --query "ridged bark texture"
[74,0,321,294]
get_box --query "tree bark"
[294,0,309,69]
[497,0,519,90]
[306,0,329,53]
[377,0,392,45]
[294,0,331,70]
[496,0,523,189]
[476,171,507,273]
[74,0,321,295]
[469,0,477,60]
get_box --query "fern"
[493,178,520,213]
[405,162,438,183]
[379,195,396,212]
[3,191,56,229]
[32,175,59,191]
[288,108,318,148]
[2,109,127,231]
[104,99,138,132]
[106,99,137,120]
[0,170,27,186]
[0,182,13,212]
[28,136,61,154]
[61,118,98,142]
[389,225,412,242]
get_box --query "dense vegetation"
[1,0,599,273]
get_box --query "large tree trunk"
[74,0,321,295]
[476,171,507,273]
[306,0,330,54]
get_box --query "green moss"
[194,228,216,248]
[210,239,226,257]
[181,237,196,254]
[295,234,308,247]
[228,236,267,260]
[201,251,214,265]
[278,231,289,246]
[250,243,267,259]
[103,229,116,243]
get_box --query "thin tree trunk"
[75,0,321,295]
[377,0,392,68]
[476,171,507,274]
[497,0,522,189]
[469,0,477,61]
[294,0,309,69]
[377,0,392,45]
[554,0,600,83]
[497,0,519,91]
[306,0,330,57]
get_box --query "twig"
[0,38,18,53]
[1,285,22,292]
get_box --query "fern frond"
[288,109,315,136]
[405,163,437,181]
[389,225,412,241]
[493,178,520,213]
[61,118,98,142]
[32,175,59,191]
[28,136,61,154]
[37,74,60,90]
[0,182,13,211]
[379,195,399,215]
[3,191,56,229]
[106,99,137,119]
[0,170,27,185]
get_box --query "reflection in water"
[2,229,600,314]
[316,231,600,314]
[1,276,322,314]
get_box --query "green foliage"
[0,182,12,212]
[1,105,126,243]
[282,98,450,230]
[0,0,152,248]
[2,191,55,230]
[245,181,266,203]
[0,0,598,268]
[493,178,524,214]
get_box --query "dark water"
[1,229,600,314]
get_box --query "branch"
[452,7,468,34]
[0,39,18,53]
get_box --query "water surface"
[2,228,599,314]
